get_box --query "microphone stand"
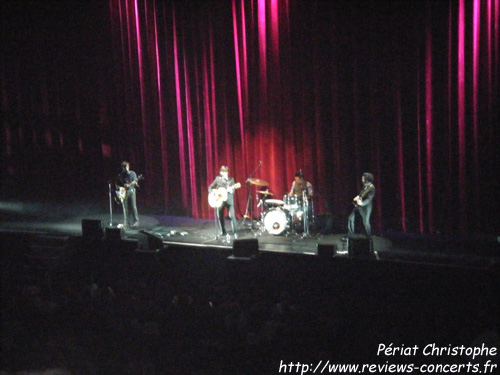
[108,182,114,227]
[246,161,262,181]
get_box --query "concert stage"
[1,200,498,269]
[2,200,500,374]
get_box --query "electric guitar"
[353,183,374,207]
[116,174,144,204]
[208,183,241,208]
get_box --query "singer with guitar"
[116,161,140,229]
[208,166,241,238]
[347,172,375,238]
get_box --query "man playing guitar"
[116,161,140,229]
[347,172,375,238]
[208,165,240,238]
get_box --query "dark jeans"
[217,200,237,235]
[348,205,372,237]
[122,190,139,226]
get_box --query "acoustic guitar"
[208,183,241,208]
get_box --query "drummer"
[289,172,313,199]
[289,172,314,231]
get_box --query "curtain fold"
[2,0,499,235]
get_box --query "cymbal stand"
[239,185,254,229]
[239,162,262,230]
[302,190,310,237]
[309,197,316,228]
[252,195,266,236]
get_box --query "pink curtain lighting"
[2,0,499,235]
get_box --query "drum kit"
[245,177,312,236]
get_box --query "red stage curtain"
[2,0,499,235]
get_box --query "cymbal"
[257,190,273,195]
[247,177,269,186]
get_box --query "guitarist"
[347,172,375,238]
[116,161,140,229]
[208,166,238,238]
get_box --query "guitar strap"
[220,176,234,190]
[360,183,373,199]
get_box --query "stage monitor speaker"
[81,219,104,241]
[105,227,124,241]
[348,237,374,258]
[232,238,259,259]
[317,243,337,257]
[137,230,164,251]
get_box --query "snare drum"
[264,198,284,212]
[263,208,288,235]
[265,198,285,206]
[283,194,300,212]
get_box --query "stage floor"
[1,200,498,269]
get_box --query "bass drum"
[263,208,288,235]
